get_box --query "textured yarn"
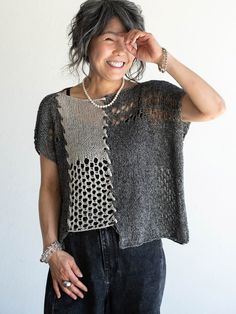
[34,80,191,249]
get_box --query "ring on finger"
[63,280,72,288]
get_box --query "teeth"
[107,61,124,68]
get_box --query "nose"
[112,38,128,55]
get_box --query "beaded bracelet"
[158,47,168,73]
[40,240,64,263]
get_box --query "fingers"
[50,251,88,300]
[125,29,147,45]
[69,271,88,293]
[124,30,148,57]
[71,262,83,278]
[69,260,88,293]
[53,269,88,300]
[60,282,84,300]
[63,283,85,300]
[53,276,87,300]
[52,279,61,299]
[126,43,137,57]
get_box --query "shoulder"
[39,91,59,105]
[35,92,62,128]
[37,91,60,113]
[141,80,185,106]
[141,79,183,92]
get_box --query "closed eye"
[105,37,113,41]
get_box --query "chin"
[105,74,126,81]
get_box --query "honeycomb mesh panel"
[68,157,116,230]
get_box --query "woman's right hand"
[48,250,88,300]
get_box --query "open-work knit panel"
[142,80,191,138]
[102,80,191,248]
[56,94,117,232]
[101,80,190,140]
[107,100,176,126]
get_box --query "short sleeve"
[34,94,57,162]
[157,80,191,139]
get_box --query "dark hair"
[65,0,146,82]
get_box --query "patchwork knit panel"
[103,80,190,248]
[56,94,117,232]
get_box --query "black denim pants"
[44,226,166,314]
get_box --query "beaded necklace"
[82,77,125,109]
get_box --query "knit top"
[34,80,191,249]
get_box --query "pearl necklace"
[82,77,125,109]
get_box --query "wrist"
[157,47,168,73]
[164,52,177,74]
[155,50,164,65]
[40,240,64,264]
[43,234,59,251]
[47,249,63,263]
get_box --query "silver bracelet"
[158,47,168,73]
[40,240,64,263]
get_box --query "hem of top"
[67,223,116,233]
[118,234,189,249]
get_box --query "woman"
[34,0,225,313]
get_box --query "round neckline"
[59,81,141,102]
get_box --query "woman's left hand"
[124,29,163,64]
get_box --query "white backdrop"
[0,0,235,313]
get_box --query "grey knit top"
[34,80,191,249]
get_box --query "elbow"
[218,98,226,115]
[205,98,226,120]
[213,98,226,118]
[40,183,61,195]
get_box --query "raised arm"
[124,29,226,122]
[165,53,226,122]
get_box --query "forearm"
[163,52,225,115]
[38,186,61,250]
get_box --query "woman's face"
[87,17,136,81]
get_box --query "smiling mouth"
[106,61,125,68]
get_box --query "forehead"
[101,17,128,36]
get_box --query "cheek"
[89,53,105,65]
[92,47,112,62]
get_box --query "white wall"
[0,0,235,313]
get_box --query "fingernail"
[58,295,61,299]
[78,273,83,278]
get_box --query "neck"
[84,76,124,98]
